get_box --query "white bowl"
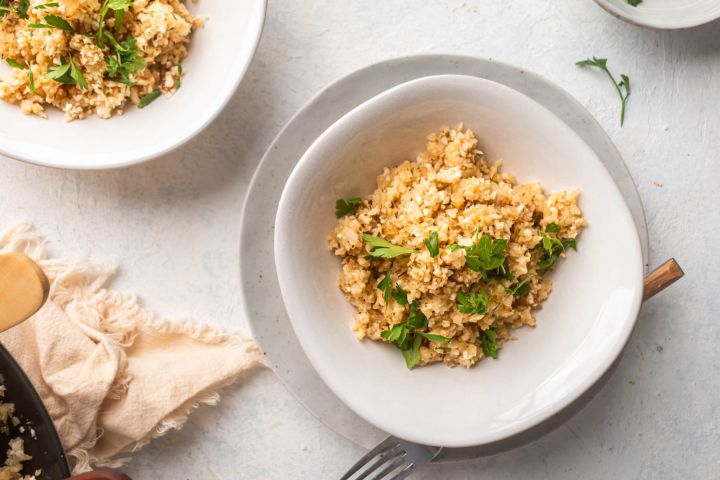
[275,74,644,448]
[0,0,266,170]
[593,0,720,29]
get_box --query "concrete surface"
[0,0,716,478]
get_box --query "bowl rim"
[592,0,720,29]
[0,0,267,171]
[274,73,645,447]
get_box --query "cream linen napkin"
[0,224,264,473]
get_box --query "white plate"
[274,74,644,448]
[0,0,266,170]
[239,55,649,459]
[593,0,720,29]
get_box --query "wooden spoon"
[0,252,50,333]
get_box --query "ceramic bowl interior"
[0,0,266,169]
[593,0,720,29]
[275,74,643,447]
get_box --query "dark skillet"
[1,344,129,480]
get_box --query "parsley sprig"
[424,231,439,257]
[103,35,145,85]
[0,0,29,19]
[335,197,362,218]
[456,290,489,315]
[28,14,73,32]
[46,56,87,90]
[536,223,577,273]
[97,0,133,47]
[381,300,450,369]
[627,0,641,6]
[6,58,35,93]
[452,231,509,280]
[363,234,418,259]
[376,271,409,305]
[576,57,632,126]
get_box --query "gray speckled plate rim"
[238,54,650,461]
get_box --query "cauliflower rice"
[0,375,36,480]
[0,0,203,120]
[328,125,587,368]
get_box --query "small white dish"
[593,0,720,29]
[0,0,266,170]
[274,74,644,448]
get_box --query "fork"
[339,436,442,480]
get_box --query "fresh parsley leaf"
[511,278,531,297]
[43,14,73,32]
[402,333,422,369]
[537,227,577,273]
[138,91,161,108]
[461,234,508,280]
[69,56,87,89]
[627,0,641,5]
[418,332,450,343]
[26,69,35,94]
[456,290,490,315]
[16,0,28,17]
[480,328,498,359]
[391,283,408,305]
[424,231,439,257]
[377,271,392,304]
[45,58,73,83]
[113,7,125,32]
[545,223,560,234]
[104,35,146,85]
[363,234,418,259]
[406,300,427,329]
[34,2,60,9]
[5,58,26,69]
[175,64,182,90]
[381,323,404,343]
[576,56,632,126]
[97,0,133,46]
[335,197,362,218]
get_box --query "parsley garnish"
[480,328,498,359]
[335,197,362,218]
[97,0,133,47]
[576,57,632,126]
[627,0,641,5]
[6,59,35,94]
[29,14,74,32]
[175,64,182,89]
[0,0,29,18]
[424,231,439,257]
[456,290,489,315]
[363,234,418,259]
[537,224,577,273]
[381,300,450,369]
[377,271,392,303]
[505,276,531,297]
[138,91,161,108]
[453,232,509,280]
[34,2,59,9]
[391,283,408,305]
[104,35,146,85]
[45,56,86,89]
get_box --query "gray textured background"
[0,1,716,478]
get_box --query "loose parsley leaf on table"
[627,0,641,6]
[363,234,418,259]
[576,56,632,126]
[381,299,450,369]
[424,231,439,257]
[335,197,362,218]
[456,290,490,315]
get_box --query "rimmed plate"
[593,0,720,29]
[0,0,266,170]
[239,55,649,460]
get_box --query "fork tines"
[339,437,415,480]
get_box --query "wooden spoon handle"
[643,258,684,301]
[0,253,50,333]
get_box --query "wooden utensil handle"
[643,258,684,301]
[66,469,131,480]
